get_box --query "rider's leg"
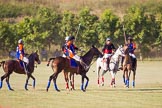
[119,56,124,70]
[72,55,89,71]
[23,62,29,74]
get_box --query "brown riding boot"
[80,59,89,71]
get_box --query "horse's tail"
[0,61,5,68]
[47,58,55,66]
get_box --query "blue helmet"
[68,36,75,41]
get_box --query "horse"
[109,45,125,87]
[46,45,102,92]
[96,55,110,87]
[0,51,41,91]
[122,45,137,88]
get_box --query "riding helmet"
[106,37,111,41]
[128,36,133,40]
[18,39,23,44]
[68,36,75,41]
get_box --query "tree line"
[0,6,161,59]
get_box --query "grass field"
[0,61,162,108]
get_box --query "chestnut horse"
[0,51,41,91]
[122,45,137,88]
[46,45,102,92]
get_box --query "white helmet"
[106,37,111,41]
[18,39,23,44]
[65,36,69,41]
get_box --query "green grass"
[0,61,162,108]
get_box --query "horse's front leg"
[30,74,36,89]
[84,74,89,91]
[25,74,30,90]
[123,69,126,85]
[132,70,136,88]
[110,71,116,88]
[81,75,85,92]
[125,70,129,88]
[97,67,101,87]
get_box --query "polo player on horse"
[120,36,137,70]
[102,37,116,70]
[16,39,29,73]
[62,36,89,71]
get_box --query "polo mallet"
[123,25,127,44]
[75,23,81,41]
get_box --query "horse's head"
[32,51,41,64]
[91,45,103,57]
[115,45,125,57]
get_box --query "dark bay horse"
[0,51,41,91]
[122,45,137,88]
[46,45,102,92]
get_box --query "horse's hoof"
[56,89,60,92]
[25,88,28,91]
[82,89,86,92]
[9,88,14,91]
[102,83,104,86]
[46,88,49,92]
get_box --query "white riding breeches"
[23,57,29,64]
[129,53,136,58]
[72,55,81,62]
[62,54,66,58]
[103,54,112,59]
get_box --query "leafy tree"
[0,21,16,52]
[123,6,159,58]
[98,9,121,47]
[59,11,78,44]
[77,8,99,48]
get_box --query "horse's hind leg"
[46,73,54,92]
[25,74,31,90]
[53,73,60,92]
[30,75,36,89]
[0,73,10,89]
[6,75,14,91]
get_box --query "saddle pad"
[69,59,78,68]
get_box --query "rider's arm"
[133,42,136,51]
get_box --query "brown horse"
[46,45,102,92]
[122,45,137,88]
[0,51,41,91]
